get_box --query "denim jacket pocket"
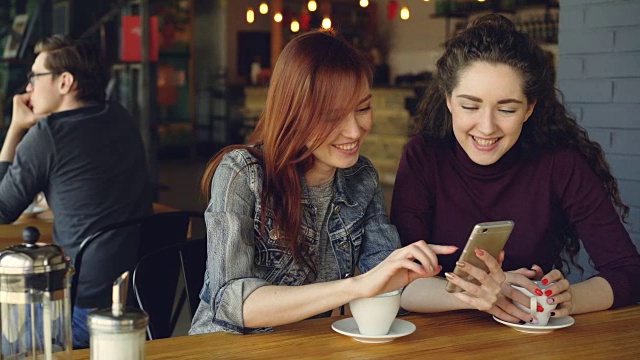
[253,211,293,282]
[334,218,364,262]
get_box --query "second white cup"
[512,281,557,326]
[348,289,401,336]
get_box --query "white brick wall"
[561,30,614,54]
[616,28,640,52]
[581,104,640,127]
[558,0,640,279]
[561,79,613,102]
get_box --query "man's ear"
[57,72,76,95]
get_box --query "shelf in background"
[432,0,558,19]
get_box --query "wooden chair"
[132,237,208,339]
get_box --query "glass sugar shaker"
[87,272,148,360]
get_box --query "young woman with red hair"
[189,30,456,334]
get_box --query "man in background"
[0,35,152,348]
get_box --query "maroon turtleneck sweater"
[390,134,640,308]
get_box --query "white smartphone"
[445,220,515,293]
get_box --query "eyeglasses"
[27,71,56,86]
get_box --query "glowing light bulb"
[360,0,369,8]
[274,12,283,23]
[321,17,331,29]
[308,1,317,12]
[246,8,255,24]
[259,2,268,14]
[291,20,300,33]
[400,6,410,20]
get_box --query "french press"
[0,226,73,359]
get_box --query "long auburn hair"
[413,14,629,271]
[201,29,373,264]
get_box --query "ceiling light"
[246,8,255,24]
[400,6,410,20]
[291,20,300,32]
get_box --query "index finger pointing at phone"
[406,241,457,270]
[428,244,459,255]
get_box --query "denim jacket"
[189,149,401,335]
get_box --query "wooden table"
[0,203,179,249]
[71,305,640,359]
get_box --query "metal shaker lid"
[0,227,68,275]
[88,272,148,332]
[88,307,149,332]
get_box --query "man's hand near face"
[0,93,50,162]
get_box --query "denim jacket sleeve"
[189,150,271,335]
[355,157,401,273]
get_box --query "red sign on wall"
[121,16,159,62]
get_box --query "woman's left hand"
[495,268,573,323]
[538,269,574,317]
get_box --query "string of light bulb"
[246,1,419,28]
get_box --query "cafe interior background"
[0,0,638,336]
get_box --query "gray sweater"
[0,102,152,308]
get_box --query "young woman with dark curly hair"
[392,14,640,325]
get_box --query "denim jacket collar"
[334,168,359,208]
[300,168,358,208]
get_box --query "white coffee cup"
[512,281,557,326]
[348,289,401,336]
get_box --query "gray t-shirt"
[304,178,340,284]
[0,102,152,308]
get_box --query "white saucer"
[493,315,575,334]
[331,318,416,343]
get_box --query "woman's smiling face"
[305,87,373,186]
[446,61,536,166]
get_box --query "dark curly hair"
[412,14,629,272]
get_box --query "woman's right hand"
[354,240,458,299]
[443,249,542,324]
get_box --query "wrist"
[567,284,576,315]
[6,125,27,139]
[0,127,26,162]
[344,275,368,300]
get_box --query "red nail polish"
[535,288,543,296]
[541,278,549,285]
[537,305,544,312]
[550,312,556,317]
[545,289,552,296]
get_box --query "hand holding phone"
[445,220,514,293]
